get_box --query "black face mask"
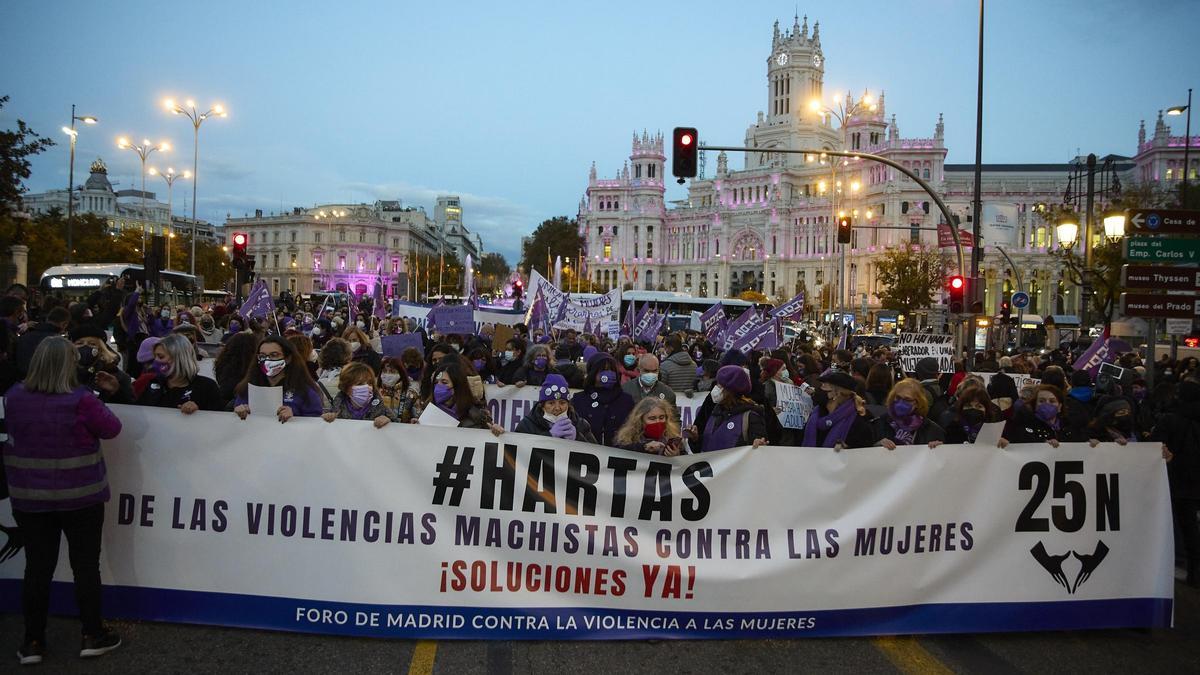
[1112,417,1133,433]
[961,408,986,427]
[811,388,830,408]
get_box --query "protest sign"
[492,325,515,351]
[382,333,424,358]
[773,381,811,429]
[429,304,475,334]
[897,333,955,373]
[0,406,1172,640]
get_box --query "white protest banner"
[897,333,955,373]
[527,270,621,329]
[976,372,1040,393]
[774,381,811,430]
[0,406,1172,640]
[484,384,704,433]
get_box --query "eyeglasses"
[257,353,284,361]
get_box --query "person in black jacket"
[553,343,585,389]
[943,387,1007,446]
[693,365,769,452]
[70,325,134,404]
[1003,384,1094,446]
[515,374,596,443]
[801,371,875,450]
[571,354,635,447]
[134,334,223,413]
[495,337,526,385]
[513,344,558,387]
[1153,378,1198,587]
[15,306,69,379]
[871,377,946,449]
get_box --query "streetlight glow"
[1056,215,1080,248]
[1102,209,1127,241]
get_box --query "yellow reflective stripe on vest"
[3,450,103,471]
[7,479,108,501]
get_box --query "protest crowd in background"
[0,274,1196,664]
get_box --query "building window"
[603,242,611,258]
[250,233,256,243]
[393,237,399,248]
[338,255,346,270]
[359,231,365,243]
[313,254,322,270]
[273,254,280,268]
[273,232,279,243]
[634,164,642,178]
[314,232,322,244]
[339,229,346,242]
[290,253,297,268]
[392,257,400,274]
[289,278,296,292]
[291,231,297,242]
[649,164,656,178]
[273,278,279,293]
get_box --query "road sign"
[1011,291,1030,309]
[1124,237,1200,262]
[1121,293,1200,318]
[1166,318,1193,335]
[1128,209,1200,234]
[1122,265,1200,290]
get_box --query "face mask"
[152,360,172,377]
[694,350,703,360]
[312,326,322,337]
[349,341,361,352]
[543,410,566,424]
[779,369,790,380]
[260,358,286,378]
[623,355,637,368]
[230,321,242,333]
[1035,402,1058,422]
[640,372,659,387]
[451,344,461,352]
[696,366,705,377]
[811,388,830,408]
[961,408,986,426]
[381,373,401,387]
[433,383,454,404]
[472,359,485,371]
[160,310,170,318]
[597,370,617,388]
[503,350,515,362]
[355,321,365,329]
[710,384,725,404]
[1113,417,1133,433]
[890,400,916,419]
[349,384,373,406]
[533,356,548,370]
[644,421,667,439]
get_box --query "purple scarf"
[803,398,859,448]
[889,414,925,445]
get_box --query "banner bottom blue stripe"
[0,580,1173,640]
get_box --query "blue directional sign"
[1011,291,1030,310]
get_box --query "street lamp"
[148,167,190,269]
[1055,214,1080,249]
[1167,88,1192,207]
[117,137,170,251]
[1102,208,1126,242]
[61,105,97,263]
[165,97,227,277]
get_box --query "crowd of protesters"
[0,276,1198,664]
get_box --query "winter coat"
[1153,400,1200,499]
[2,385,122,512]
[515,403,597,444]
[659,351,698,393]
[135,374,224,411]
[1002,407,1088,444]
[513,365,559,387]
[15,321,64,378]
[571,386,636,447]
[326,391,396,421]
[622,378,677,406]
[870,415,947,446]
[699,399,768,452]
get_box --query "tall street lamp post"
[165,98,227,277]
[148,167,190,270]
[117,137,170,253]
[61,105,97,263]
[1167,88,1193,207]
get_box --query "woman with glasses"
[232,336,323,423]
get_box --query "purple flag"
[770,292,806,321]
[721,308,763,350]
[373,283,388,320]
[631,303,654,341]
[238,279,275,320]
[699,303,726,339]
[582,314,593,335]
[1072,328,1131,379]
[621,300,636,337]
[733,318,781,354]
[428,304,474,335]
[552,293,571,327]
[382,333,424,357]
[527,288,551,333]
[426,298,446,333]
[637,310,666,343]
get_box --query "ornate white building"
[224,196,482,299]
[579,16,1198,329]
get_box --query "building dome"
[84,157,113,192]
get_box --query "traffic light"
[231,232,248,269]
[512,277,524,300]
[837,213,853,244]
[672,127,698,182]
[1001,301,1011,323]
[948,275,965,314]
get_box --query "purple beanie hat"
[137,337,162,364]
[539,374,571,402]
[715,365,751,395]
[582,345,598,362]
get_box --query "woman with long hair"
[233,336,323,423]
[213,331,260,407]
[614,397,683,456]
[135,333,223,413]
[412,360,504,434]
[3,337,123,663]
[871,377,947,449]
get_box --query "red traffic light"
[949,276,965,290]
[672,127,699,179]
[680,133,693,146]
[232,232,247,246]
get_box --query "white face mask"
[349,341,361,352]
[355,321,365,329]
[311,326,322,337]
[710,384,725,404]
[381,373,401,387]
[543,411,566,424]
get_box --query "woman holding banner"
[1002,385,1092,446]
[944,387,1007,446]
[233,336,323,423]
[615,397,684,456]
[513,344,557,387]
[516,374,596,443]
[4,337,124,663]
[802,372,875,450]
[321,362,395,428]
[135,334,223,413]
[871,378,946,450]
[695,365,769,452]
[413,361,504,435]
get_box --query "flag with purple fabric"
[621,300,636,337]
[836,323,848,350]
[770,292,806,321]
[582,314,593,336]
[238,279,275,319]
[428,304,474,335]
[382,333,424,357]
[733,318,781,354]
[373,283,388,320]
[700,303,726,339]
[637,309,665,343]
[527,288,551,333]
[1072,328,1131,379]
[552,292,571,328]
[631,302,654,342]
[348,293,358,326]
[721,308,763,350]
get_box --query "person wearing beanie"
[553,343,585,389]
[693,365,768,452]
[800,371,874,449]
[658,335,697,394]
[913,356,951,429]
[986,371,1020,416]
[516,373,596,443]
[695,358,720,393]
[582,344,598,363]
[130,337,164,399]
[1086,397,1138,444]
[571,355,634,447]
[70,325,134,404]
[1153,378,1199,587]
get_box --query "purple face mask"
[152,360,172,377]
[533,356,548,370]
[1035,402,1058,422]
[890,399,916,419]
[434,383,454,404]
[597,370,617,388]
[472,359,486,371]
[229,321,242,333]
[695,366,706,378]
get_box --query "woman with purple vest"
[698,365,769,452]
[802,372,875,450]
[3,337,124,664]
[571,354,635,447]
[232,336,323,422]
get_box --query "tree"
[519,216,583,280]
[477,252,510,293]
[874,245,947,318]
[0,95,55,214]
[738,289,769,303]
[406,249,464,299]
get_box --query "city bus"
[40,263,199,305]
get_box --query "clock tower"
[746,15,840,168]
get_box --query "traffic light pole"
[700,146,969,350]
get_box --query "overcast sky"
[2,0,1197,263]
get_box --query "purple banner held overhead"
[1072,329,1132,379]
[428,304,475,335]
[771,292,806,321]
[700,303,726,339]
[382,333,424,358]
[238,279,275,320]
[722,308,763,350]
[733,318,781,354]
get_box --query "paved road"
[3,577,1197,673]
